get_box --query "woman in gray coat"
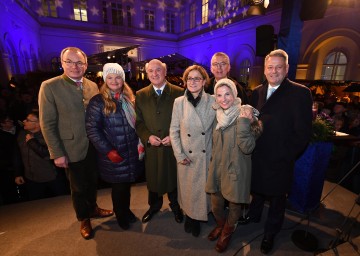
[205,78,262,253]
[170,65,215,237]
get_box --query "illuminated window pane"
[42,0,57,17]
[73,0,88,21]
[202,0,209,24]
[321,52,347,81]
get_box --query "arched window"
[321,52,347,81]
[238,59,251,84]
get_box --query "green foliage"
[311,113,335,143]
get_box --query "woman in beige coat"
[170,65,215,237]
[205,78,262,253]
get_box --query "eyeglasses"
[187,77,203,82]
[211,62,228,68]
[62,60,86,67]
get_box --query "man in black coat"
[205,52,249,104]
[241,49,313,254]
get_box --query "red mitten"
[107,150,123,163]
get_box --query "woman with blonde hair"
[205,78,262,253]
[86,63,144,230]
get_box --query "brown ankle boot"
[215,221,235,253]
[208,219,225,241]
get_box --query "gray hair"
[145,59,167,73]
[265,49,288,65]
[60,47,88,63]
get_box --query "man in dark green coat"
[135,59,184,224]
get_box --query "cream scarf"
[213,98,242,130]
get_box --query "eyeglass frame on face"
[24,118,38,123]
[62,60,86,67]
[211,62,228,68]
[187,77,203,83]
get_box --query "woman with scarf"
[86,63,144,230]
[205,78,262,253]
[170,65,215,237]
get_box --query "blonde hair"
[100,81,135,116]
[265,49,288,65]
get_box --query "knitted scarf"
[213,98,241,131]
[118,93,145,160]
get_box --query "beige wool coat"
[205,117,255,204]
[169,91,215,221]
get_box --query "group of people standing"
[37,46,313,255]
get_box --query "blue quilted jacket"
[85,94,143,183]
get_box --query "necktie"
[267,87,276,99]
[114,92,120,100]
[76,81,82,89]
[156,89,162,96]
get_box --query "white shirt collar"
[268,84,280,92]
[153,84,166,93]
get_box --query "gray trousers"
[211,191,242,226]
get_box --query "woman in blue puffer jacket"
[86,63,144,230]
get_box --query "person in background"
[86,63,144,230]
[331,102,348,130]
[206,52,249,104]
[240,49,313,254]
[0,114,22,204]
[135,59,184,224]
[38,47,113,240]
[205,78,262,253]
[169,65,215,237]
[15,111,68,200]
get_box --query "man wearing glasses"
[38,47,113,240]
[15,111,68,200]
[206,52,249,104]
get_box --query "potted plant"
[311,112,336,142]
[288,111,335,214]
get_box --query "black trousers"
[148,189,180,212]
[25,175,68,201]
[248,192,287,239]
[65,144,98,220]
[111,182,131,218]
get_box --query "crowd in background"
[1,74,360,205]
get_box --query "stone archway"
[299,29,360,81]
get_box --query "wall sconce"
[247,0,269,16]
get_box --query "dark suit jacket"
[250,78,313,196]
[135,82,184,195]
